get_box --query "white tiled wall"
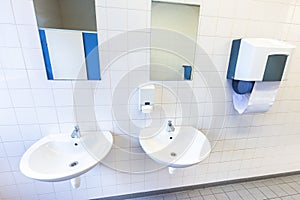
[1,0,300,199]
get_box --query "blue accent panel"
[227,39,241,80]
[183,65,192,80]
[82,32,101,80]
[38,29,53,80]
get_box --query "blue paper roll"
[232,80,254,94]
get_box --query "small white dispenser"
[139,85,155,114]
[227,38,295,114]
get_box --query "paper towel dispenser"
[227,38,295,82]
[227,38,295,114]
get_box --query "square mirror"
[33,0,101,80]
[150,1,200,81]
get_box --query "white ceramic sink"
[20,131,113,182]
[139,126,211,169]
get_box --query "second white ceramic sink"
[20,131,113,182]
[139,126,211,168]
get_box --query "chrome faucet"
[166,120,175,132]
[71,125,80,138]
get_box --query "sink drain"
[170,152,177,157]
[69,161,78,167]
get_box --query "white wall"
[0,0,300,199]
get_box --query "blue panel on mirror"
[38,29,54,80]
[83,32,101,80]
[183,65,192,80]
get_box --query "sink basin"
[20,131,113,182]
[139,126,211,168]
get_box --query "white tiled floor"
[128,174,300,200]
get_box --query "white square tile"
[0,24,20,47]
[56,107,75,123]
[4,69,30,88]
[235,0,251,19]
[107,8,127,30]
[128,0,149,10]
[0,108,17,125]
[17,25,41,48]
[75,106,97,122]
[215,19,234,37]
[27,69,51,88]
[94,88,112,106]
[198,16,218,36]
[197,36,215,55]
[1,185,21,199]
[36,107,58,124]
[213,37,231,55]
[95,106,113,121]
[53,89,74,106]
[34,182,54,194]
[13,171,34,184]
[0,0,14,24]
[96,7,108,30]
[55,191,73,200]
[0,70,7,88]
[15,107,38,125]
[107,0,127,8]
[201,0,221,17]
[17,183,37,197]
[0,125,22,142]
[8,155,21,171]
[128,10,148,30]
[218,0,237,18]
[19,124,42,140]
[53,181,71,192]
[0,157,11,172]
[39,123,60,136]
[0,174,16,187]
[10,89,34,107]
[32,89,55,107]
[0,89,12,108]
[0,47,25,69]
[11,0,37,25]
[3,141,25,156]
[22,48,44,69]
[73,89,94,106]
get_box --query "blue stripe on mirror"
[38,29,54,80]
[82,32,101,80]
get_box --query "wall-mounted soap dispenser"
[139,85,155,114]
[227,38,295,114]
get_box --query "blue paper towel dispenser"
[227,38,295,83]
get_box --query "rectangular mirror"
[150,1,200,81]
[33,0,100,80]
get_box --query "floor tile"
[279,183,298,195]
[187,189,201,198]
[175,191,189,199]
[236,189,255,200]
[225,191,242,200]
[129,174,300,200]
[202,194,217,200]
[214,193,229,200]
[162,193,177,200]
[247,187,267,200]
[199,188,213,196]
[220,185,235,193]
[258,186,277,199]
